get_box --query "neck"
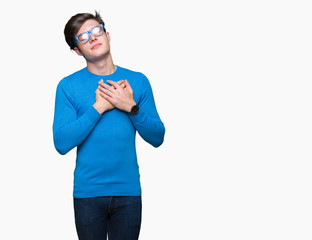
[86,52,116,76]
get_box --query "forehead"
[77,19,100,35]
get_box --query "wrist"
[127,100,137,112]
[93,102,106,114]
[129,103,139,115]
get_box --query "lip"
[91,43,102,50]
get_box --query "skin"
[74,19,136,114]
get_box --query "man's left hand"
[98,79,136,112]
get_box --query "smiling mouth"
[91,43,102,50]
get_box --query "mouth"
[91,43,102,50]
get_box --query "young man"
[53,12,165,240]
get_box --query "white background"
[0,0,311,239]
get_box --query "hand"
[98,79,136,112]
[93,80,126,114]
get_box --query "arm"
[99,76,165,147]
[52,80,101,155]
[52,80,115,155]
[128,77,165,147]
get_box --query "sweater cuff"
[85,106,102,124]
[128,109,144,124]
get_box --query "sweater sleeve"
[128,75,165,147]
[52,80,102,155]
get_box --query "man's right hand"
[93,80,125,114]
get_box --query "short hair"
[64,11,105,50]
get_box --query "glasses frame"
[74,24,106,46]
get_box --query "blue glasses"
[75,24,106,46]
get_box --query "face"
[74,19,111,61]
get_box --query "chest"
[71,79,141,117]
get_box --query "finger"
[95,89,100,96]
[100,91,113,102]
[98,80,106,87]
[100,82,115,92]
[98,79,105,86]
[98,86,114,97]
[116,80,126,88]
[107,80,120,89]
[125,80,133,93]
[98,81,104,88]
[116,80,125,85]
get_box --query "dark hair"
[64,11,105,50]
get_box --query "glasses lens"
[92,25,104,36]
[78,33,89,44]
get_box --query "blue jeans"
[74,196,142,240]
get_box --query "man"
[53,11,165,240]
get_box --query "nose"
[89,33,97,43]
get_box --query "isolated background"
[1,0,311,239]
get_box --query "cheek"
[99,40,111,52]
[101,34,110,44]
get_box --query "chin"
[88,50,111,61]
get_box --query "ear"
[74,47,83,56]
[106,32,111,42]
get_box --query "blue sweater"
[53,66,165,198]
